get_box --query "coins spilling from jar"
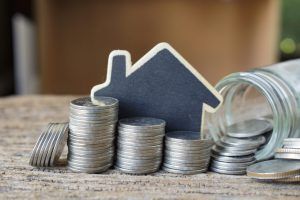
[29,122,69,167]
[68,96,118,173]
[247,159,300,182]
[115,117,165,174]
[210,119,272,175]
[163,131,213,175]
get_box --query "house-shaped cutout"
[91,43,222,133]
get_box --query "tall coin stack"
[68,96,119,173]
[115,117,165,174]
[210,119,272,175]
[163,131,214,175]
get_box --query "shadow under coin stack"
[30,123,69,167]
[210,119,272,175]
[68,97,118,173]
[115,117,165,174]
[163,131,214,175]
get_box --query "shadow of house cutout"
[91,43,222,133]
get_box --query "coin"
[162,166,207,175]
[247,159,300,180]
[212,145,256,157]
[276,148,300,154]
[275,152,300,160]
[210,167,246,175]
[226,119,272,138]
[118,117,166,129]
[211,153,255,163]
[220,135,266,148]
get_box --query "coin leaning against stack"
[163,131,214,175]
[210,119,272,175]
[115,117,165,174]
[68,96,118,173]
[30,122,69,167]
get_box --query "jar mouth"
[205,71,295,161]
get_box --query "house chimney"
[109,50,129,83]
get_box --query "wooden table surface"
[1,95,300,199]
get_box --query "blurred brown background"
[1,0,300,95]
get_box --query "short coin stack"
[275,138,300,160]
[68,96,118,173]
[30,122,69,167]
[115,117,165,174]
[163,131,214,175]
[210,119,272,175]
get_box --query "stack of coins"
[30,122,69,167]
[115,117,165,174]
[247,159,300,183]
[275,138,300,160]
[210,119,272,175]
[163,131,214,175]
[68,96,118,173]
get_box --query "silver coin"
[275,152,300,160]
[117,147,162,155]
[116,152,160,160]
[69,123,115,132]
[247,159,300,179]
[50,123,69,167]
[283,138,300,148]
[68,136,114,145]
[226,119,272,138]
[163,162,207,171]
[164,149,211,159]
[165,131,213,145]
[211,163,246,172]
[68,142,113,151]
[70,96,118,109]
[164,156,210,164]
[119,117,166,129]
[69,110,117,118]
[117,140,163,147]
[220,135,266,148]
[215,141,257,151]
[210,166,246,175]
[115,165,159,174]
[116,157,162,166]
[70,118,117,126]
[165,143,212,151]
[164,146,211,154]
[212,145,256,157]
[211,159,254,168]
[276,148,300,154]
[117,155,161,163]
[164,153,210,162]
[162,165,207,175]
[69,146,114,155]
[68,163,112,173]
[211,152,255,163]
[164,160,209,168]
[69,132,115,140]
[117,135,163,143]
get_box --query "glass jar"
[204,59,300,161]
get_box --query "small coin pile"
[115,117,165,174]
[247,159,300,183]
[163,131,213,175]
[210,119,272,175]
[68,96,118,173]
[275,138,300,160]
[30,122,69,167]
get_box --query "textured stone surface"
[0,95,299,199]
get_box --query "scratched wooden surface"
[0,95,299,200]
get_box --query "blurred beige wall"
[36,0,280,94]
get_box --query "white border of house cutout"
[91,42,223,133]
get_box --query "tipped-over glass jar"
[205,59,300,161]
